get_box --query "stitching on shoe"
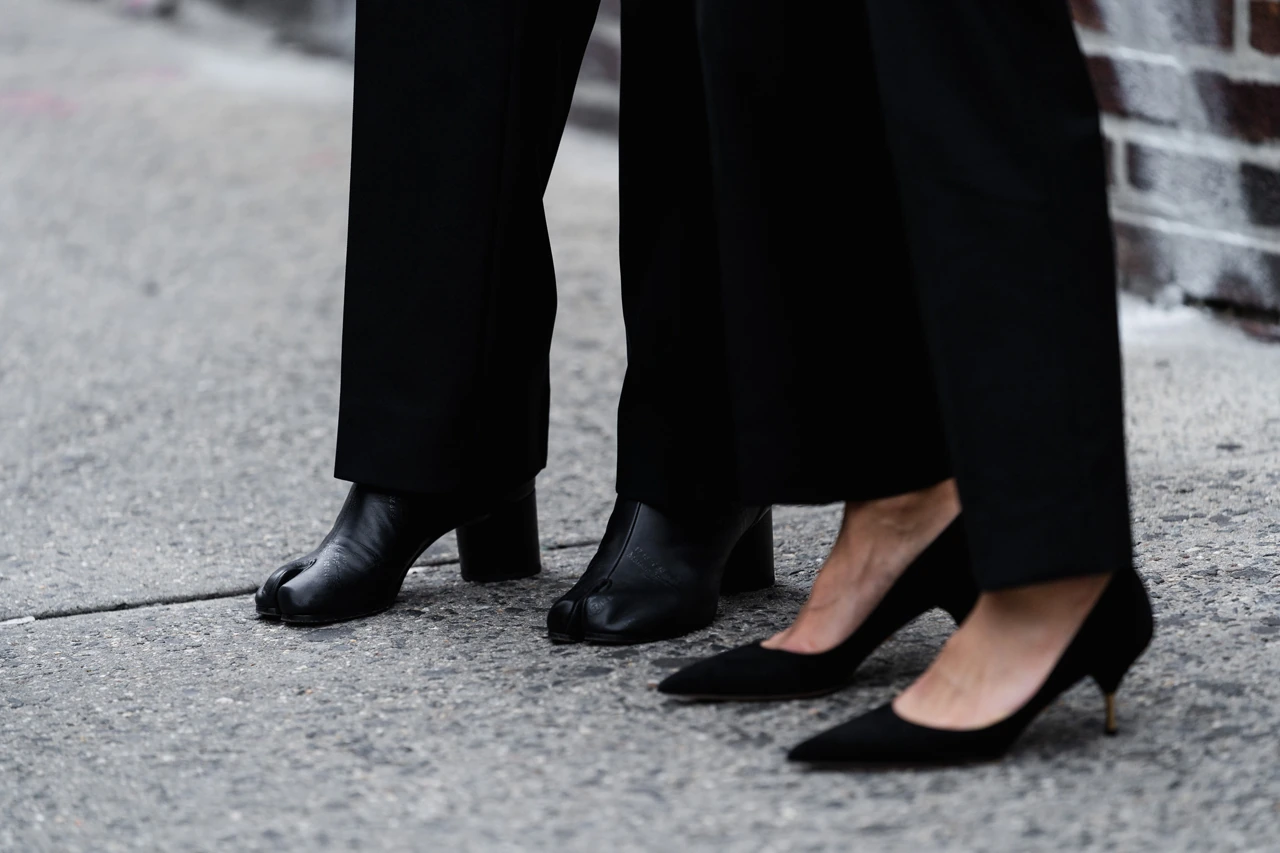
[624,546,680,591]
[600,502,642,583]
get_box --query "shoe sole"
[791,756,997,771]
[265,570,539,626]
[547,624,709,647]
[545,631,655,645]
[581,630,699,646]
[278,603,394,626]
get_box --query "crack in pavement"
[1,539,599,625]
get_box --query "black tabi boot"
[547,498,774,645]
[256,480,541,625]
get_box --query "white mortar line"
[1112,208,1280,254]
[1102,117,1280,166]
[1079,39,1186,68]
[1236,0,1252,55]
[1080,30,1280,81]
[1112,130,1130,188]
[1092,0,1267,288]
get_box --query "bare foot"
[892,574,1111,730]
[762,479,960,655]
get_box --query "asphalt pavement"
[2,2,1279,851]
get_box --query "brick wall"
[577,2,1280,311]
[1075,0,1280,311]
[568,0,621,134]
[218,2,1280,311]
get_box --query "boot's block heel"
[720,510,775,594]
[457,488,542,583]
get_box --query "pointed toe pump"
[786,569,1154,767]
[547,499,774,645]
[256,480,541,625]
[657,518,977,701]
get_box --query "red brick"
[1113,223,1170,299]
[1173,0,1235,48]
[1125,145,1167,193]
[1081,0,1233,48]
[1250,1,1280,54]
[1113,223,1280,310]
[580,33,621,84]
[1087,56,1184,126]
[1071,0,1105,30]
[1127,145,1280,227]
[1239,162,1280,227]
[1193,71,1280,143]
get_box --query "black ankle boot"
[546,499,774,645]
[256,480,540,625]
[787,569,1154,767]
[657,518,976,701]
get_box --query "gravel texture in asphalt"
[2,2,1279,851]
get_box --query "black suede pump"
[657,518,976,700]
[787,569,1153,767]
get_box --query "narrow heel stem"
[1104,693,1118,736]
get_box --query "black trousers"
[336,0,600,498]
[335,0,1133,589]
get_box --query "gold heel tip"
[1104,693,1118,736]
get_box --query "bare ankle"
[978,574,1111,623]
[841,480,959,542]
[764,481,961,656]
